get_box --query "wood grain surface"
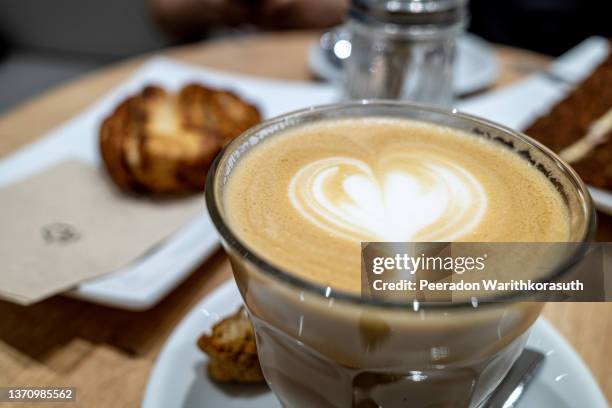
[0,31,610,406]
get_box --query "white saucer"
[143,280,607,408]
[308,32,499,95]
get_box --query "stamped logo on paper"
[41,222,81,244]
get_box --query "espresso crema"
[224,118,570,292]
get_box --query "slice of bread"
[197,306,265,383]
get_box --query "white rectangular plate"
[0,57,338,310]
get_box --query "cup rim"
[205,100,596,310]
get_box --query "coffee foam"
[224,118,570,292]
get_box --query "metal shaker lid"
[349,0,467,26]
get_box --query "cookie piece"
[100,84,261,194]
[197,306,264,383]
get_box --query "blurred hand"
[151,0,348,37]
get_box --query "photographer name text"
[372,279,584,292]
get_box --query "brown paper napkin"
[0,160,204,305]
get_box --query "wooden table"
[0,31,610,406]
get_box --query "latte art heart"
[288,155,488,241]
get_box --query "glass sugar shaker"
[343,0,468,107]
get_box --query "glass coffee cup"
[206,101,595,407]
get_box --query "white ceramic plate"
[589,187,612,216]
[0,57,338,310]
[143,280,608,408]
[308,32,499,95]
